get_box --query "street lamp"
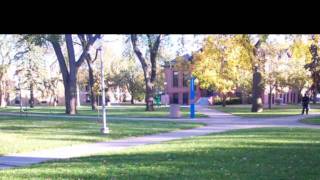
[190,61,198,119]
[190,74,195,118]
[95,37,109,134]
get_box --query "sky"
[16,34,311,80]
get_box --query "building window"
[183,92,189,104]
[173,71,179,87]
[172,93,179,104]
[183,72,188,87]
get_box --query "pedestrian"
[301,93,310,115]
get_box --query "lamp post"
[96,38,109,134]
[190,75,195,118]
[18,77,23,113]
[190,62,197,119]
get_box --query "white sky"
[29,34,312,77]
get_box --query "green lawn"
[300,117,320,125]
[1,128,320,179]
[0,105,208,118]
[213,104,320,118]
[0,116,203,155]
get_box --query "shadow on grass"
[1,128,320,179]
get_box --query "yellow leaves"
[173,56,191,71]
[193,35,253,95]
[290,37,312,64]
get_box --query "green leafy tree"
[0,35,27,107]
[289,35,312,102]
[110,57,145,104]
[15,45,47,108]
[23,34,100,114]
[130,34,164,111]
[305,35,320,104]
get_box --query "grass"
[0,105,208,118]
[300,117,320,125]
[0,116,203,155]
[213,104,320,118]
[1,128,320,179]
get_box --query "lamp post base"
[100,127,110,134]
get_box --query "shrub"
[214,97,242,105]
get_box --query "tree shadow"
[1,128,320,179]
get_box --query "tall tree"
[130,34,163,111]
[193,35,252,107]
[264,45,289,109]
[0,35,26,107]
[78,35,100,110]
[23,34,100,114]
[305,35,320,104]
[289,35,312,102]
[15,45,47,108]
[110,57,145,104]
[250,35,268,112]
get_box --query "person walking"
[301,93,310,115]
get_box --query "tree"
[218,34,266,110]
[15,44,47,108]
[250,35,269,112]
[130,34,163,111]
[305,35,320,104]
[264,44,289,109]
[78,35,100,110]
[193,35,252,107]
[110,57,145,104]
[0,35,26,107]
[23,34,100,114]
[43,76,62,106]
[289,35,312,102]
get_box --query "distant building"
[163,49,302,106]
[163,54,215,105]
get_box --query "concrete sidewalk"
[1,105,320,170]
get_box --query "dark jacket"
[302,96,310,106]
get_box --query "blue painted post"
[190,75,195,118]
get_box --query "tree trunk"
[241,91,248,104]
[64,81,71,113]
[298,89,302,103]
[76,83,81,108]
[68,72,78,115]
[0,81,7,107]
[268,86,272,109]
[51,34,99,114]
[145,80,154,111]
[131,96,134,104]
[251,67,264,112]
[131,34,161,112]
[62,73,77,115]
[87,61,97,110]
[313,88,317,104]
[0,92,6,107]
[29,83,34,108]
[222,94,227,107]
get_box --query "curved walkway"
[0,106,320,170]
